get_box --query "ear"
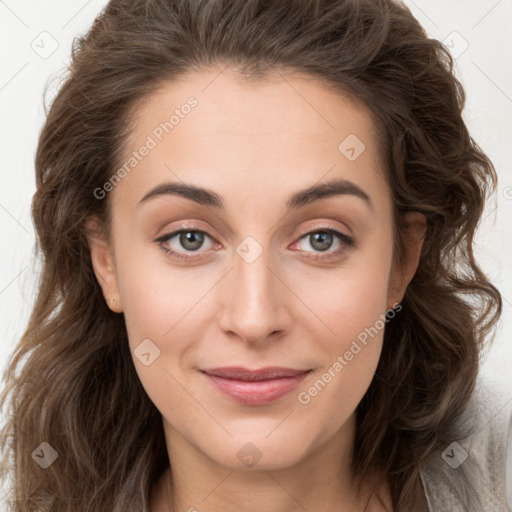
[85,216,123,313]
[386,211,426,309]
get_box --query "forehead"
[112,66,389,212]
[129,66,380,149]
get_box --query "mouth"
[200,366,313,405]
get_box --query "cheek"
[116,255,211,426]
[293,237,393,415]
[295,286,389,441]
[293,236,393,347]
[115,248,223,423]
[113,226,214,344]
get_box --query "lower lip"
[203,371,311,406]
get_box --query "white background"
[0,0,511,503]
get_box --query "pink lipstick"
[201,366,312,406]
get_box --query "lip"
[201,366,312,405]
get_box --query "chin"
[201,432,312,471]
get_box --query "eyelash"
[155,224,355,262]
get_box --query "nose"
[217,242,293,346]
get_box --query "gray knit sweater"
[419,380,512,511]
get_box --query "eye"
[292,228,355,261]
[156,226,217,261]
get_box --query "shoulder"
[419,379,512,511]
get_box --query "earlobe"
[387,211,427,309]
[85,216,123,313]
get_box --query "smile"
[200,367,312,406]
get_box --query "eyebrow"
[138,177,373,211]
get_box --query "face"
[89,67,424,472]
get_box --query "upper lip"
[201,366,312,381]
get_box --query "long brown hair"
[0,0,502,510]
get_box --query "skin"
[88,67,426,511]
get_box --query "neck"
[150,413,393,512]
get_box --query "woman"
[0,0,510,510]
